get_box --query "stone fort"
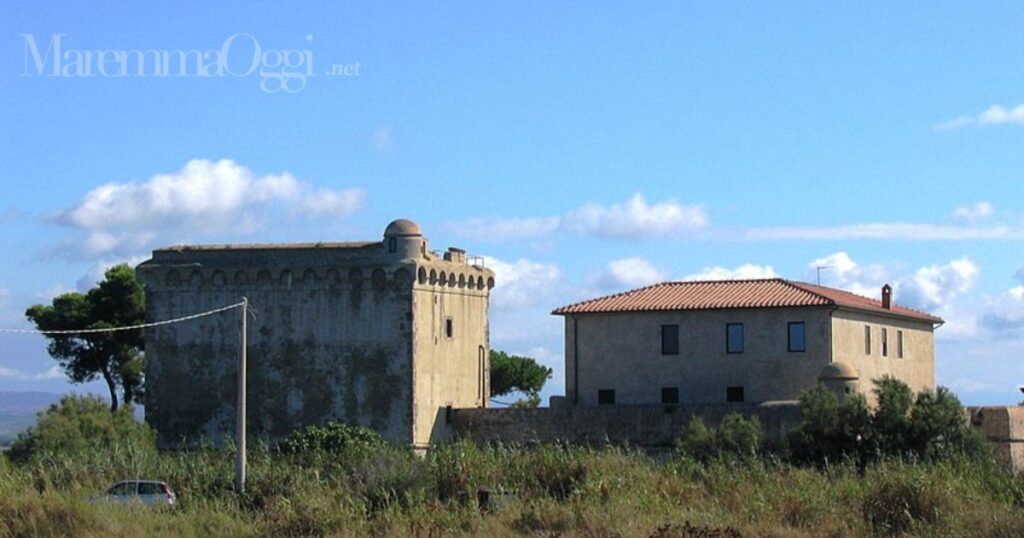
[137,219,494,449]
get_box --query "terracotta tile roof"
[552,278,943,323]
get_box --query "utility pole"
[235,297,248,495]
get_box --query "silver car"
[96,480,176,507]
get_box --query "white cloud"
[453,194,707,242]
[807,251,888,297]
[76,256,149,291]
[448,217,561,242]
[1011,286,1024,300]
[370,128,394,151]
[57,159,366,257]
[951,201,994,224]
[0,365,63,381]
[935,103,1024,130]
[746,222,1021,241]
[897,257,979,312]
[684,264,778,281]
[36,284,70,301]
[564,193,707,239]
[593,257,667,290]
[484,256,563,310]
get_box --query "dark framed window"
[897,330,904,358]
[388,237,397,253]
[661,324,679,355]
[726,323,744,354]
[788,322,806,352]
[726,386,744,403]
[445,318,454,338]
[881,328,888,357]
[661,387,679,404]
[864,325,871,355]
[598,389,615,405]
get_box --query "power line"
[0,301,247,335]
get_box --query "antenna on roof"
[815,265,833,286]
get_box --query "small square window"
[598,389,615,405]
[726,386,744,403]
[445,318,454,338]
[726,323,744,354]
[788,322,806,352]
[661,387,679,404]
[661,325,679,355]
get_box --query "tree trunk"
[101,366,119,412]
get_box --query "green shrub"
[677,417,715,461]
[716,414,763,457]
[677,414,764,461]
[277,421,386,460]
[6,395,154,464]
[790,379,986,467]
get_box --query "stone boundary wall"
[451,402,803,448]
[453,404,1023,473]
[968,406,1023,474]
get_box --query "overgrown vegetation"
[789,377,989,467]
[2,382,1019,536]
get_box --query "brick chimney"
[881,284,892,310]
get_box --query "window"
[864,325,871,355]
[726,323,744,354]
[726,386,745,403]
[598,389,615,405]
[661,324,679,355]
[445,318,454,338]
[882,328,888,357]
[897,330,904,359]
[138,482,160,495]
[788,322,806,352]
[661,387,679,404]
[388,237,397,253]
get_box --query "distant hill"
[0,391,62,445]
[0,391,62,415]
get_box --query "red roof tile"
[552,278,943,323]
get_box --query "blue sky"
[2,2,1023,405]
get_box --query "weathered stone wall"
[452,402,803,447]
[455,404,1023,473]
[139,244,417,447]
[968,406,1024,474]
[565,307,834,406]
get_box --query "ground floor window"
[598,389,615,405]
[661,387,679,404]
[726,386,745,403]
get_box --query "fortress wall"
[455,404,1023,474]
[451,403,803,447]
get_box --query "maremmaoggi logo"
[19,33,360,93]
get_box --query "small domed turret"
[384,219,425,259]
[818,361,860,400]
[384,219,422,238]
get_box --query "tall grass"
[2,441,1023,537]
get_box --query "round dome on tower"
[384,219,422,237]
[818,362,859,381]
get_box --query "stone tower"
[136,219,494,449]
